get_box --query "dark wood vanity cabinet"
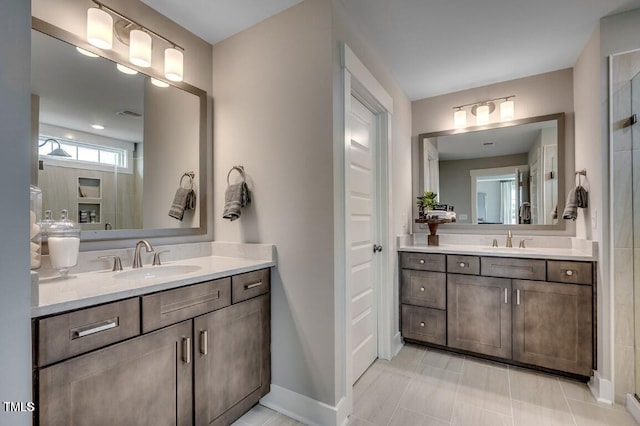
[400,252,595,378]
[34,268,271,426]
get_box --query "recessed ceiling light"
[151,78,169,88]
[91,124,105,130]
[76,47,99,58]
[116,63,138,75]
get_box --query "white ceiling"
[142,0,640,101]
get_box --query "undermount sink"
[113,264,202,280]
[486,247,541,253]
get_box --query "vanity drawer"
[401,270,446,309]
[547,261,593,285]
[481,257,546,280]
[232,268,270,303]
[447,255,480,275]
[37,298,140,367]
[142,278,231,333]
[401,305,446,345]
[400,252,446,272]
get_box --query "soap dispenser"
[47,209,81,277]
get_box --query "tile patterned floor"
[234,344,639,426]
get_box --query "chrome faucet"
[506,230,513,248]
[133,240,154,268]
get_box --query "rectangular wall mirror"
[31,18,208,241]
[417,113,565,231]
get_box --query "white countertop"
[398,244,595,261]
[33,254,275,318]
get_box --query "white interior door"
[348,94,378,384]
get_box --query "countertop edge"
[397,245,596,261]
[32,259,275,318]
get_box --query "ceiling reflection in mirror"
[418,113,565,229]
[31,24,207,239]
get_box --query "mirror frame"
[32,17,208,242]
[416,112,566,232]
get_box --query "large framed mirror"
[416,113,565,231]
[31,17,208,242]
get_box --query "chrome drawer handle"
[459,262,466,268]
[182,337,191,364]
[516,289,521,305]
[565,270,574,276]
[420,322,425,327]
[200,330,208,355]
[419,259,425,264]
[71,318,118,339]
[504,288,508,304]
[245,281,262,290]
[420,287,425,292]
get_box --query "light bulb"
[454,109,467,128]
[86,7,113,50]
[129,29,152,68]
[164,47,184,82]
[476,104,490,125]
[500,99,515,121]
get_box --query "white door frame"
[337,43,394,419]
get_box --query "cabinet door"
[513,280,593,376]
[38,321,193,426]
[194,294,270,426]
[447,274,512,358]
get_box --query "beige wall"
[412,69,575,234]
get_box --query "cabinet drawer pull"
[182,337,191,364]
[71,318,118,339]
[565,269,574,276]
[420,322,425,327]
[459,262,466,268]
[245,281,262,290]
[419,259,425,264]
[420,287,425,292]
[200,330,208,355]
[516,289,521,305]
[504,288,508,304]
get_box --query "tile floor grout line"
[557,377,579,426]
[447,355,468,426]
[383,351,422,426]
[506,365,516,426]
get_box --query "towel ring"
[227,165,246,185]
[180,172,195,189]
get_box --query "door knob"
[373,244,383,253]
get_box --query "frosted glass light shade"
[454,109,467,128]
[116,63,138,75]
[151,78,169,88]
[476,104,490,125]
[500,99,515,121]
[164,48,184,82]
[87,8,113,50]
[130,29,152,67]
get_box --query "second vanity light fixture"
[86,0,184,82]
[453,96,515,128]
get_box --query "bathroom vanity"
[399,241,596,378]
[31,245,273,426]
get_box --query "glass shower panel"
[633,68,640,400]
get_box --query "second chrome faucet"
[133,240,154,268]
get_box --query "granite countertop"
[32,242,275,318]
[398,244,595,261]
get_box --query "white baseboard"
[626,394,640,423]
[392,332,403,357]
[260,385,348,426]
[588,371,614,405]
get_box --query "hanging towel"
[222,182,251,221]
[519,202,531,223]
[562,188,578,221]
[168,187,196,221]
[576,186,588,208]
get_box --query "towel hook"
[227,165,246,185]
[180,171,195,189]
[575,169,587,186]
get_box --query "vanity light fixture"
[86,0,185,81]
[452,95,516,128]
[91,124,105,130]
[116,63,138,75]
[151,78,170,88]
[76,47,99,58]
